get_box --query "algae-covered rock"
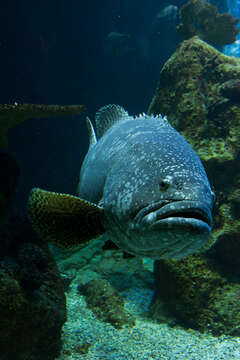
[177,0,240,46]
[0,217,66,360]
[148,36,240,163]
[0,103,85,149]
[148,36,240,334]
[148,36,240,268]
[78,278,135,329]
[151,256,240,335]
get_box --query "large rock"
[148,36,240,269]
[151,256,240,336]
[148,36,240,334]
[177,0,240,46]
[0,218,66,360]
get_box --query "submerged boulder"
[78,278,135,329]
[177,0,240,46]
[0,217,66,360]
[148,36,240,270]
[151,256,240,336]
[148,36,240,334]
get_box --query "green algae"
[0,103,85,149]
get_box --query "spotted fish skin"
[78,104,214,259]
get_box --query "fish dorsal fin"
[95,104,131,139]
[86,116,97,149]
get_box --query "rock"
[219,79,240,102]
[148,36,240,334]
[0,217,66,360]
[78,278,135,329]
[151,256,240,335]
[177,0,240,46]
[148,36,240,271]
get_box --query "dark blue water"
[1,0,232,213]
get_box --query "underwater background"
[1,0,240,359]
[4,0,185,211]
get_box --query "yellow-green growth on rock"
[151,255,240,335]
[177,0,240,46]
[148,35,240,292]
[148,36,240,164]
[0,103,85,149]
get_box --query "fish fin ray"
[86,116,97,148]
[95,104,132,138]
[28,188,105,248]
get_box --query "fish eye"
[159,179,170,191]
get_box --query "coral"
[151,256,240,335]
[0,216,67,360]
[0,102,85,149]
[177,0,240,46]
[78,278,135,329]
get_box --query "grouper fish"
[28,104,215,259]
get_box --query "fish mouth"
[135,200,212,231]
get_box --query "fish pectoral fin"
[28,187,105,248]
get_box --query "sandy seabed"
[54,240,240,360]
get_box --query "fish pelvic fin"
[95,104,132,139]
[28,188,105,248]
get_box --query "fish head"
[103,131,214,259]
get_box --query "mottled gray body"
[78,105,214,259]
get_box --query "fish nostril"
[175,182,183,190]
[159,175,173,192]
